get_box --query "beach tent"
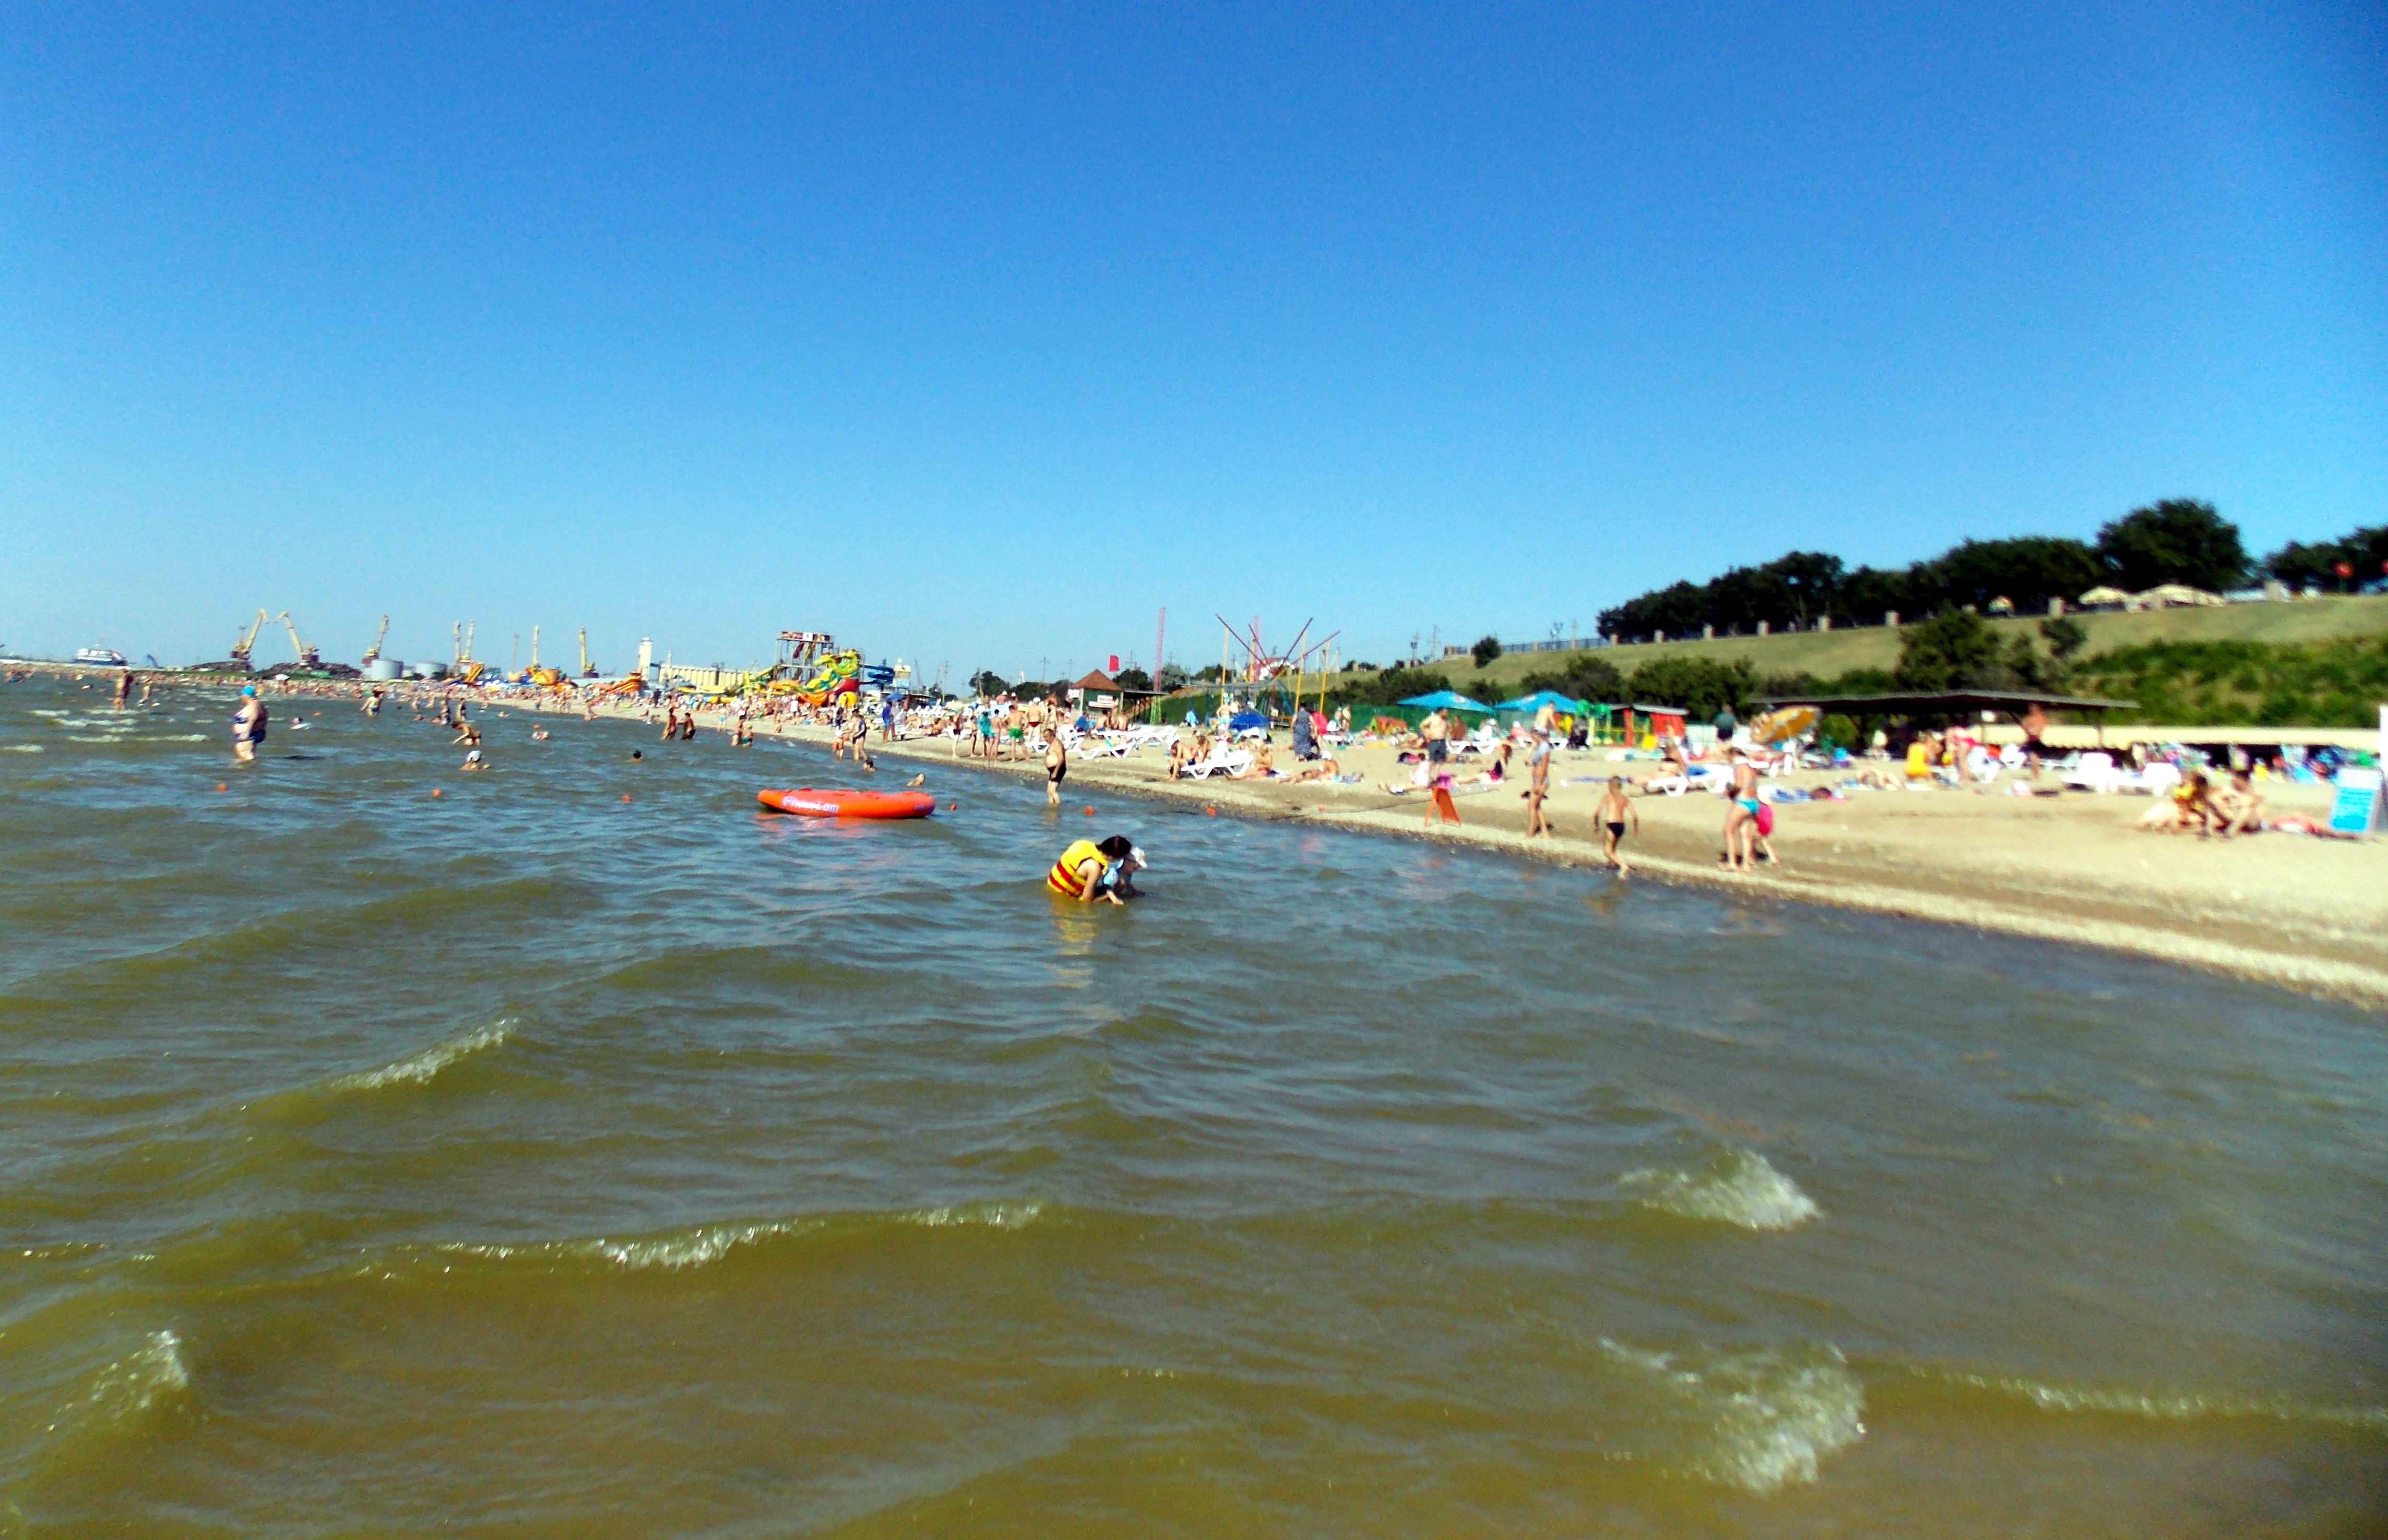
[2133,584,2225,609]
[2076,586,2134,610]
[1397,689,1492,712]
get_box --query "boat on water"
[74,647,129,667]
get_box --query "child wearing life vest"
[1048,835,1138,904]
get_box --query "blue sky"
[4,3,2382,679]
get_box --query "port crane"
[277,612,323,669]
[230,609,268,670]
[361,615,389,665]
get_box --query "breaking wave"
[82,1329,191,1424]
[1622,1148,1820,1231]
[1600,1337,1866,1494]
[3,744,42,753]
[331,1019,514,1092]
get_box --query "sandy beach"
[615,700,2388,1006]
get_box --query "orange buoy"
[1205,805,1217,816]
[1083,805,1095,816]
[431,789,443,797]
[216,783,227,792]
[621,793,631,801]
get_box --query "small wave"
[443,1219,824,1271]
[331,1019,513,1092]
[1622,1148,1820,1231]
[1600,1337,1865,1495]
[898,1201,1045,1229]
[433,1202,1047,1273]
[1931,1368,2388,1434]
[82,1330,191,1424]
[3,744,43,753]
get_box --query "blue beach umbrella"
[1396,689,1492,712]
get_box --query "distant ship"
[74,647,129,667]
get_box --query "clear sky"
[4,3,2382,679]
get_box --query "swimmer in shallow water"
[1047,834,1138,905]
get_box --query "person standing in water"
[1044,723,1068,805]
[232,684,268,764]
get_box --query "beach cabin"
[1619,703,1686,749]
[1070,669,1121,710]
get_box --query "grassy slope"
[1413,595,2388,701]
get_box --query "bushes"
[1519,656,1625,704]
[2072,637,2388,727]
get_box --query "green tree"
[1915,536,2104,615]
[2039,616,2087,661]
[1470,635,1503,667]
[2096,498,2249,592]
[1519,655,1625,703]
[1112,666,1153,693]
[1892,611,2012,690]
[1621,655,1756,718]
[968,670,1009,698]
[1336,665,1453,708]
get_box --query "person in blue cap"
[232,684,269,764]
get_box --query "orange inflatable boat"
[757,787,936,820]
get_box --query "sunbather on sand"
[1229,744,1275,780]
[2212,770,2264,839]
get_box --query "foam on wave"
[435,1202,1048,1273]
[332,1019,514,1092]
[85,1329,191,1423]
[1622,1147,1820,1231]
[1936,1368,2388,1434]
[1600,1336,1865,1495]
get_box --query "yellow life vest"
[1047,839,1108,898]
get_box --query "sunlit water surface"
[2,676,2382,1536]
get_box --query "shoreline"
[587,700,2388,1009]
[60,672,2379,1009]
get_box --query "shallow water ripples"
[1,676,2384,1536]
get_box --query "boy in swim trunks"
[1597,775,1637,874]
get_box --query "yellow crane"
[277,611,322,668]
[230,608,267,670]
[362,614,389,665]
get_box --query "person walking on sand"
[1420,707,1451,773]
[1044,723,1068,805]
[1597,775,1638,874]
[1721,750,1761,872]
[1524,732,1554,838]
[231,684,268,763]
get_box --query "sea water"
[1,675,2382,1535]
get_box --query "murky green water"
[2,675,2382,1536]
